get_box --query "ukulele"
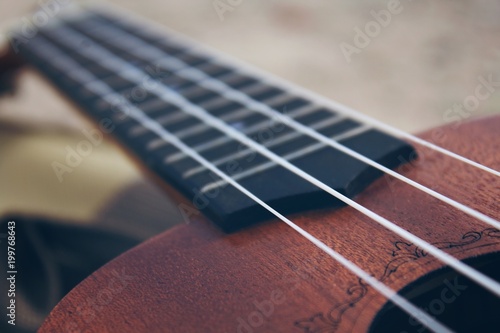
[5,4,499,333]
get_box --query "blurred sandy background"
[1,0,500,223]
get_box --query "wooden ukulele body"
[39,117,500,332]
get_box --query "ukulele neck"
[10,8,416,230]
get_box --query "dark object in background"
[0,215,142,333]
[0,48,24,95]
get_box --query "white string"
[337,115,500,178]
[30,37,453,332]
[129,105,454,333]
[117,100,457,333]
[66,20,500,232]
[38,29,500,298]
[94,4,500,179]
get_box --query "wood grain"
[39,116,500,332]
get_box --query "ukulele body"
[37,116,500,332]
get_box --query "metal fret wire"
[182,109,343,178]
[164,102,318,162]
[164,104,321,163]
[28,37,453,333]
[36,27,500,299]
[200,125,371,193]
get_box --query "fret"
[67,68,95,84]
[154,56,187,72]
[130,121,153,137]
[94,92,164,114]
[194,62,233,78]
[175,52,210,67]
[137,121,223,148]
[132,28,173,45]
[167,108,250,139]
[128,45,166,63]
[146,138,168,151]
[177,84,206,98]
[100,75,136,91]
[162,116,201,133]
[212,106,250,122]
[203,100,246,117]
[164,102,316,163]
[95,57,124,79]
[127,123,149,138]
[180,87,220,104]
[62,51,95,67]
[142,106,251,149]
[239,82,269,96]
[163,152,207,177]
[14,11,416,230]
[158,111,189,125]
[197,95,231,110]
[138,98,177,114]
[294,108,338,124]
[111,112,131,124]
[227,113,270,130]
[117,48,159,66]
[168,117,212,139]
[298,119,358,146]
[264,94,297,110]
[97,93,144,120]
[118,86,157,106]
[248,86,285,102]
[190,119,361,191]
[215,72,246,85]
[157,96,317,166]
[182,129,224,147]
[219,74,259,90]
[153,41,186,58]
[200,125,371,194]
[164,137,230,163]
[182,112,344,178]
[81,81,113,98]
[50,55,75,72]
[84,62,118,80]
[171,123,216,141]
[131,131,163,149]
[156,73,196,92]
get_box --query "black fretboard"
[10,8,415,230]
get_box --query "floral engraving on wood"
[294,228,500,332]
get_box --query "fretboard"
[10,8,415,230]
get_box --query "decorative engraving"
[294,228,500,332]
